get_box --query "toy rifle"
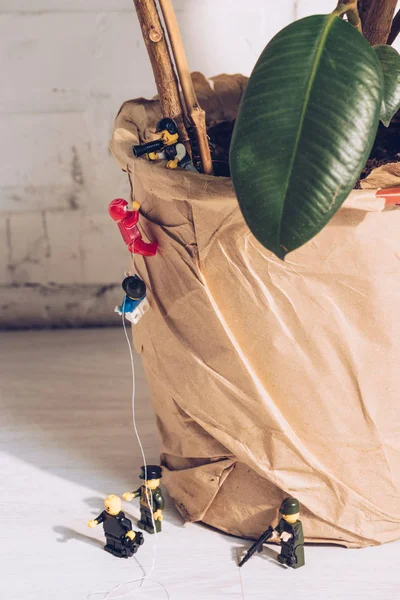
[239,525,274,567]
[132,139,165,158]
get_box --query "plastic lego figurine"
[108,198,158,256]
[239,497,305,569]
[115,275,150,325]
[122,465,164,534]
[87,494,144,558]
[132,118,198,172]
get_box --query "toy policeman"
[270,497,305,568]
[148,118,198,172]
[122,465,164,534]
[87,494,144,558]
[115,275,150,325]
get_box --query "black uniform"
[94,510,143,558]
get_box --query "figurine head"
[279,497,300,524]
[109,198,129,222]
[122,275,146,300]
[104,494,122,516]
[155,118,179,146]
[139,465,162,489]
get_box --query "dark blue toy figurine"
[115,275,150,325]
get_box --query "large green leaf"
[230,15,383,259]
[374,44,400,127]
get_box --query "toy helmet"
[122,275,146,300]
[155,117,178,135]
[139,465,162,480]
[108,198,128,222]
[279,497,300,515]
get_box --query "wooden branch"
[388,8,400,45]
[158,0,213,175]
[358,0,397,45]
[132,0,190,153]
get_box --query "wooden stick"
[158,0,214,175]
[132,0,190,153]
[358,0,397,44]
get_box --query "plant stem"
[158,0,213,175]
[334,0,362,33]
[132,0,190,154]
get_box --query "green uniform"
[275,518,305,569]
[133,485,165,534]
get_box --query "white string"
[88,285,169,600]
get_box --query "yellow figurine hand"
[166,160,178,169]
[153,510,163,521]
[122,492,134,502]
[132,200,141,211]
[87,520,98,528]
[148,152,158,160]
[125,530,136,541]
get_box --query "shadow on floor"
[54,526,104,550]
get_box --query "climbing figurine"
[239,497,305,569]
[87,494,144,558]
[115,275,150,325]
[132,118,198,172]
[108,198,158,256]
[122,465,165,534]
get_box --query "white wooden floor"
[1,328,399,600]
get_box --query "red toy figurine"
[108,198,158,257]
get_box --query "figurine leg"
[292,545,305,569]
[182,162,198,173]
[131,239,158,257]
[104,538,129,558]
[138,509,161,534]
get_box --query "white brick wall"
[0,0,397,326]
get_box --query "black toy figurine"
[239,497,305,569]
[87,494,144,558]
[122,465,165,534]
[132,118,198,172]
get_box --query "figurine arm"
[119,515,134,532]
[122,488,141,502]
[153,490,165,511]
[124,211,140,228]
[149,150,167,160]
[175,143,187,161]
[87,511,105,528]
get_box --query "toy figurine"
[115,275,150,325]
[239,497,305,569]
[108,198,158,256]
[87,494,144,558]
[132,118,198,172]
[122,465,164,534]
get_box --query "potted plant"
[110,0,400,547]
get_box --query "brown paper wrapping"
[110,75,400,547]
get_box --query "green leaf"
[373,44,400,127]
[230,15,383,259]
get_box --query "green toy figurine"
[239,497,305,569]
[122,465,165,534]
